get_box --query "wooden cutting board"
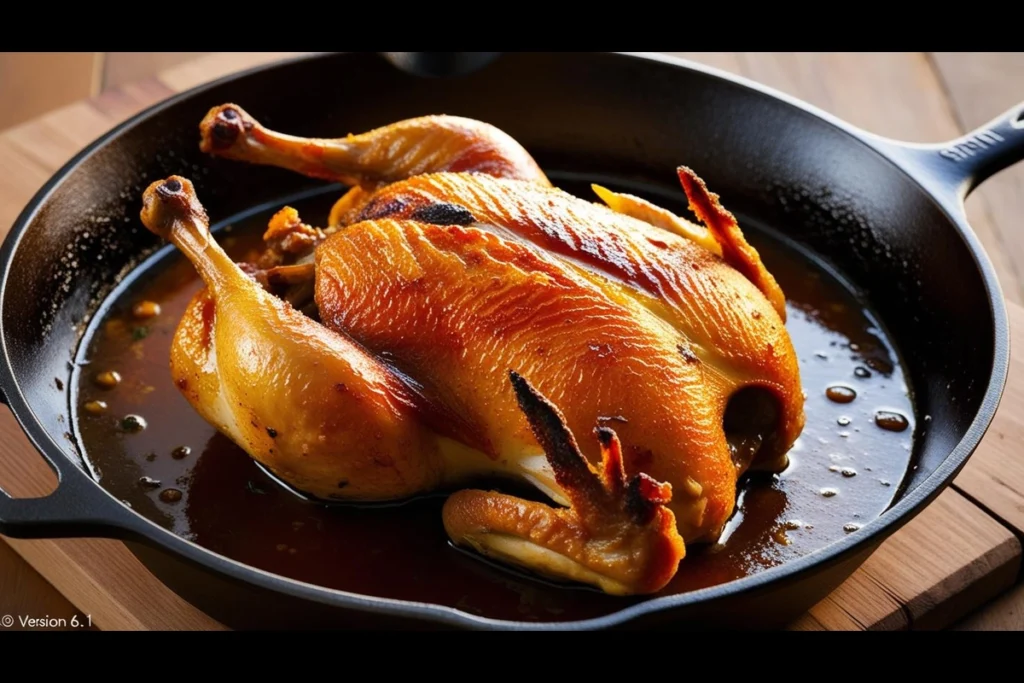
[0,53,1021,631]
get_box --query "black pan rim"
[0,51,1010,630]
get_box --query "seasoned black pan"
[0,52,1020,630]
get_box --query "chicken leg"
[139,175,448,501]
[200,102,552,236]
[199,104,551,227]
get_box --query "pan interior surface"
[0,52,999,625]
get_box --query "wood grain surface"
[1,52,1023,630]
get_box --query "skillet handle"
[0,387,132,539]
[906,101,1024,199]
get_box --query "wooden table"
[1,52,1022,631]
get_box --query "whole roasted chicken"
[139,105,805,596]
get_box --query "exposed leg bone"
[199,104,551,188]
[442,372,685,596]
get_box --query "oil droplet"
[826,385,856,403]
[837,416,851,426]
[276,543,288,552]
[138,476,161,489]
[773,529,791,546]
[132,300,161,319]
[820,488,838,497]
[843,523,861,533]
[120,414,147,433]
[83,400,108,415]
[159,488,183,504]
[829,464,841,472]
[875,410,909,432]
[171,445,192,460]
[854,366,871,379]
[94,370,121,389]
[841,467,857,478]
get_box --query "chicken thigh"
[137,105,805,596]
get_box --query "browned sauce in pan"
[72,182,916,622]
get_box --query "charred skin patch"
[358,197,408,221]
[625,474,672,525]
[408,202,476,226]
[508,370,597,497]
[509,371,673,527]
[357,194,477,227]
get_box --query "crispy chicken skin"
[315,218,733,543]
[135,106,805,596]
[340,172,801,470]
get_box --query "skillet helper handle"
[0,387,130,539]
[927,101,1024,198]
[377,52,502,78]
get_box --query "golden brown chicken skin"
[315,218,736,541]
[338,172,802,471]
[134,105,807,597]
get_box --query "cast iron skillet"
[0,52,1021,630]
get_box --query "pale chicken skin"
[136,104,806,596]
